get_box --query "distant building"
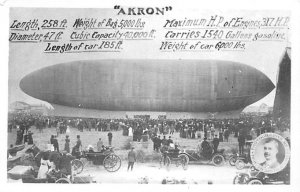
[258,103,269,113]
[9,101,52,116]
[8,101,30,112]
[29,104,50,115]
[243,103,272,115]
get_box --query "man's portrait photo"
[260,139,281,170]
[251,133,290,174]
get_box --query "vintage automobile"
[71,146,122,173]
[228,140,254,167]
[228,153,238,166]
[159,145,189,170]
[233,164,290,185]
[180,148,226,166]
[234,140,253,169]
[159,141,225,168]
[234,153,252,170]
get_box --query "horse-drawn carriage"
[7,144,77,183]
[7,144,25,158]
[8,164,94,184]
[71,146,122,173]
[7,144,121,183]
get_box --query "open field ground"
[7,126,242,184]
[8,126,239,160]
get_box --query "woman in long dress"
[37,154,51,179]
[128,127,133,137]
[64,135,70,153]
[66,125,70,134]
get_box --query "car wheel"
[212,154,225,166]
[229,156,237,166]
[178,154,189,170]
[233,175,241,184]
[235,159,246,170]
[55,178,71,184]
[248,179,263,185]
[71,159,84,174]
[103,154,122,172]
[233,174,249,184]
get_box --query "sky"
[8,8,290,109]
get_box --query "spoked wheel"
[71,159,84,174]
[55,178,71,184]
[235,159,246,170]
[248,179,263,185]
[233,175,241,184]
[178,154,189,170]
[159,155,170,168]
[229,155,237,166]
[212,154,225,166]
[103,154,122,172]
[233,175,248,184]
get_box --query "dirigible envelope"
[20,60,274,112]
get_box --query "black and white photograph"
[1,0,300,190]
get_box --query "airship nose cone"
[258,72,275,96]
[20,72,37,98]
[267,78,275,93]
[20,67,53,101]
[20,73,31,95]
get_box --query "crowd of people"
[7,111,291,180]
[8,112,290,155]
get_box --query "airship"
[20,60,274,113]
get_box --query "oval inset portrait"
[250,133,290,174]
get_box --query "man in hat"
[152,135,157,151]
[212,135,220,153]
[53,135,59,152]
[167,136,173,146]
[224,129,229,142]
[71,135,82,158]
[27,130,34,145]
[238,132,246,155]
[108,131,113,146]
[161,135,168,147]
[127,147,136,171]
[156,135,162,152]
[201,137,212,159]
[15,127,23,145]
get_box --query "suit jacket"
[260,160,280,170]
[128,151,136,163]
